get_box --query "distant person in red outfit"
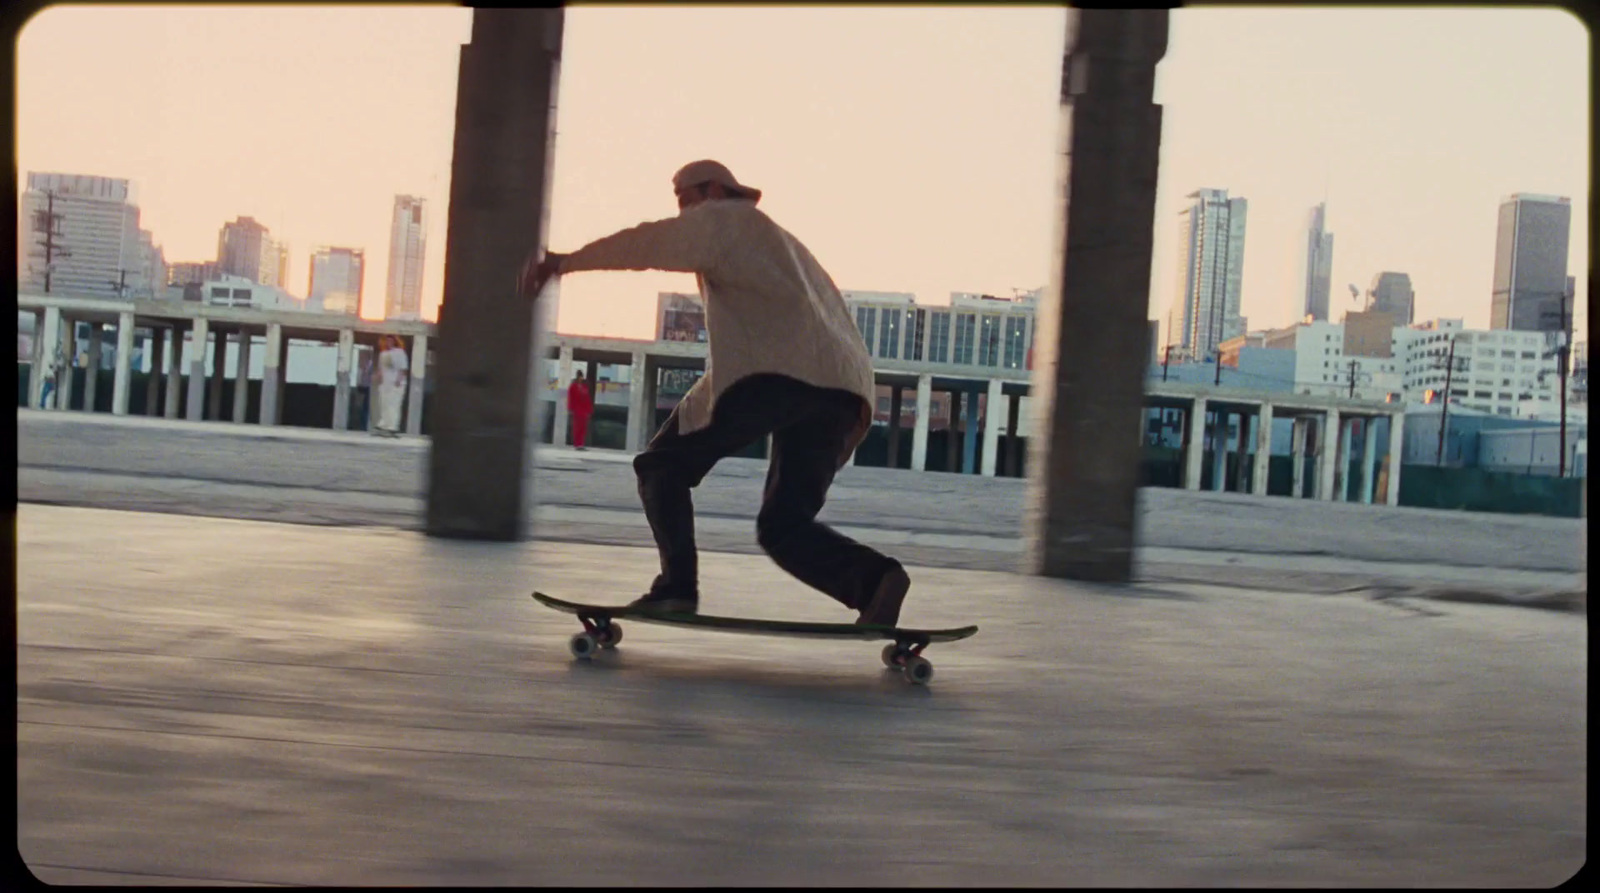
[567,368,594,450]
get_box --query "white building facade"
[309,246,365,316]
[1170,188,1248,362]
[384,195,427,321]
[18,172,159,299]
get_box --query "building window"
[855,306,877,353]
[1003,316,1027,369]
[953,313,976,365]
[928,312,950,363]
[1474,390,1491,398]
[1522,351,1537,359]
[878,308,901,359]
[910,309,926,361]
[977,315,1001,367]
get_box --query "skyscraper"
[1297,202,1334,322]
[308,246,365,315]
[384,195,427,320]
[216,216,284,286]
[1368,271,1415,325]
[1171,188,1248,362]
[19,172,148,297]
[1491,193,1571,332]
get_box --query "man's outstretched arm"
[522,208,723,297]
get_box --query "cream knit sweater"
[558,198,875,465]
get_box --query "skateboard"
[532,591,978,685]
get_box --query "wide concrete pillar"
[407,333,429,436]
[886,384,904,469]
[981,377,1005,476]
[1183,397,1207,490]
[911,373,931,471]
[1252,403,1273,495]
[426,8,564,540]
[333,328,353,431]
[625,349,649,452]
[206,329,226,421]
[945,391,960,472]
[186,318,209,420]
[26,309,46,407]
[232,327,252,423]
[1290,416,1308,498]
[1361,416,1379,504]
[274,351,289,425]
[260,323,284,426]
[1316,409,1341,501]
[1025,9,1166,582]
[39,307,65,409]
[111,311,135,416]
[552,345,572,446]
[1385,410,1405,505]
[83,324,103,413]
[162,327,181,418]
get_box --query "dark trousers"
[634,374,900,610]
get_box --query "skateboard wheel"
[597,623,623,648]
[569,632,599,660]
[881,644,902,668]
[902,656,934,685]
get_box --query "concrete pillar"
[1336,415,1354,502]
[641,360,660,444]
[1210,410,1228,492]
[1006,392,1022,477]
[232,327,252,423]
[625,349,649,452]
[260,323,284,426]
[425,8,563,541]
[945,391,960,472]
[1183,397,1207,490]
[186,318,209,421]
[1361,416,1379,505]
[111,311,135,416]
[911,373,931,471]
[38,307,64,409]
[553,345,572,446]
[1252,403,1273,495]
[1385,410,1405,506]
[962,389,979,474]
[26,309,45,408]
[57,319,79,411]
[981,377,1005,476]
[84,324,103,413]
[886,384,904,469]
[406,333,429,436]
[333,328,353,431]
[145,328,165,416]
[1317,409,1341,501]
[1024,8,1167,582]
[1291,417,1308,498]
[162,326,181,418]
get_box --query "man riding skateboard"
[521,159,911,627]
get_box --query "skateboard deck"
[531,591,977,684]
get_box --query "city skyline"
[15,6,1588,336]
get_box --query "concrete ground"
[16,504,1587,885]
[15,410,1588,609]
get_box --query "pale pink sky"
[16,5,1589,340]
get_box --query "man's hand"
[519,251,567,299]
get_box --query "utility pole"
[30,189,71,293]
[1434,334,1465,466]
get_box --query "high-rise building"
[168,261,221,286]
[18,172,150,298]
[1297,202,1334,322]
[1368,272,1415,325]
[1491,193,1571,332]
[216,216,285,286]
[1171,188,1248,362]
[384,195,427,320]
[308,246,365,315]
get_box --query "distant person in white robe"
[373,335,409,437]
